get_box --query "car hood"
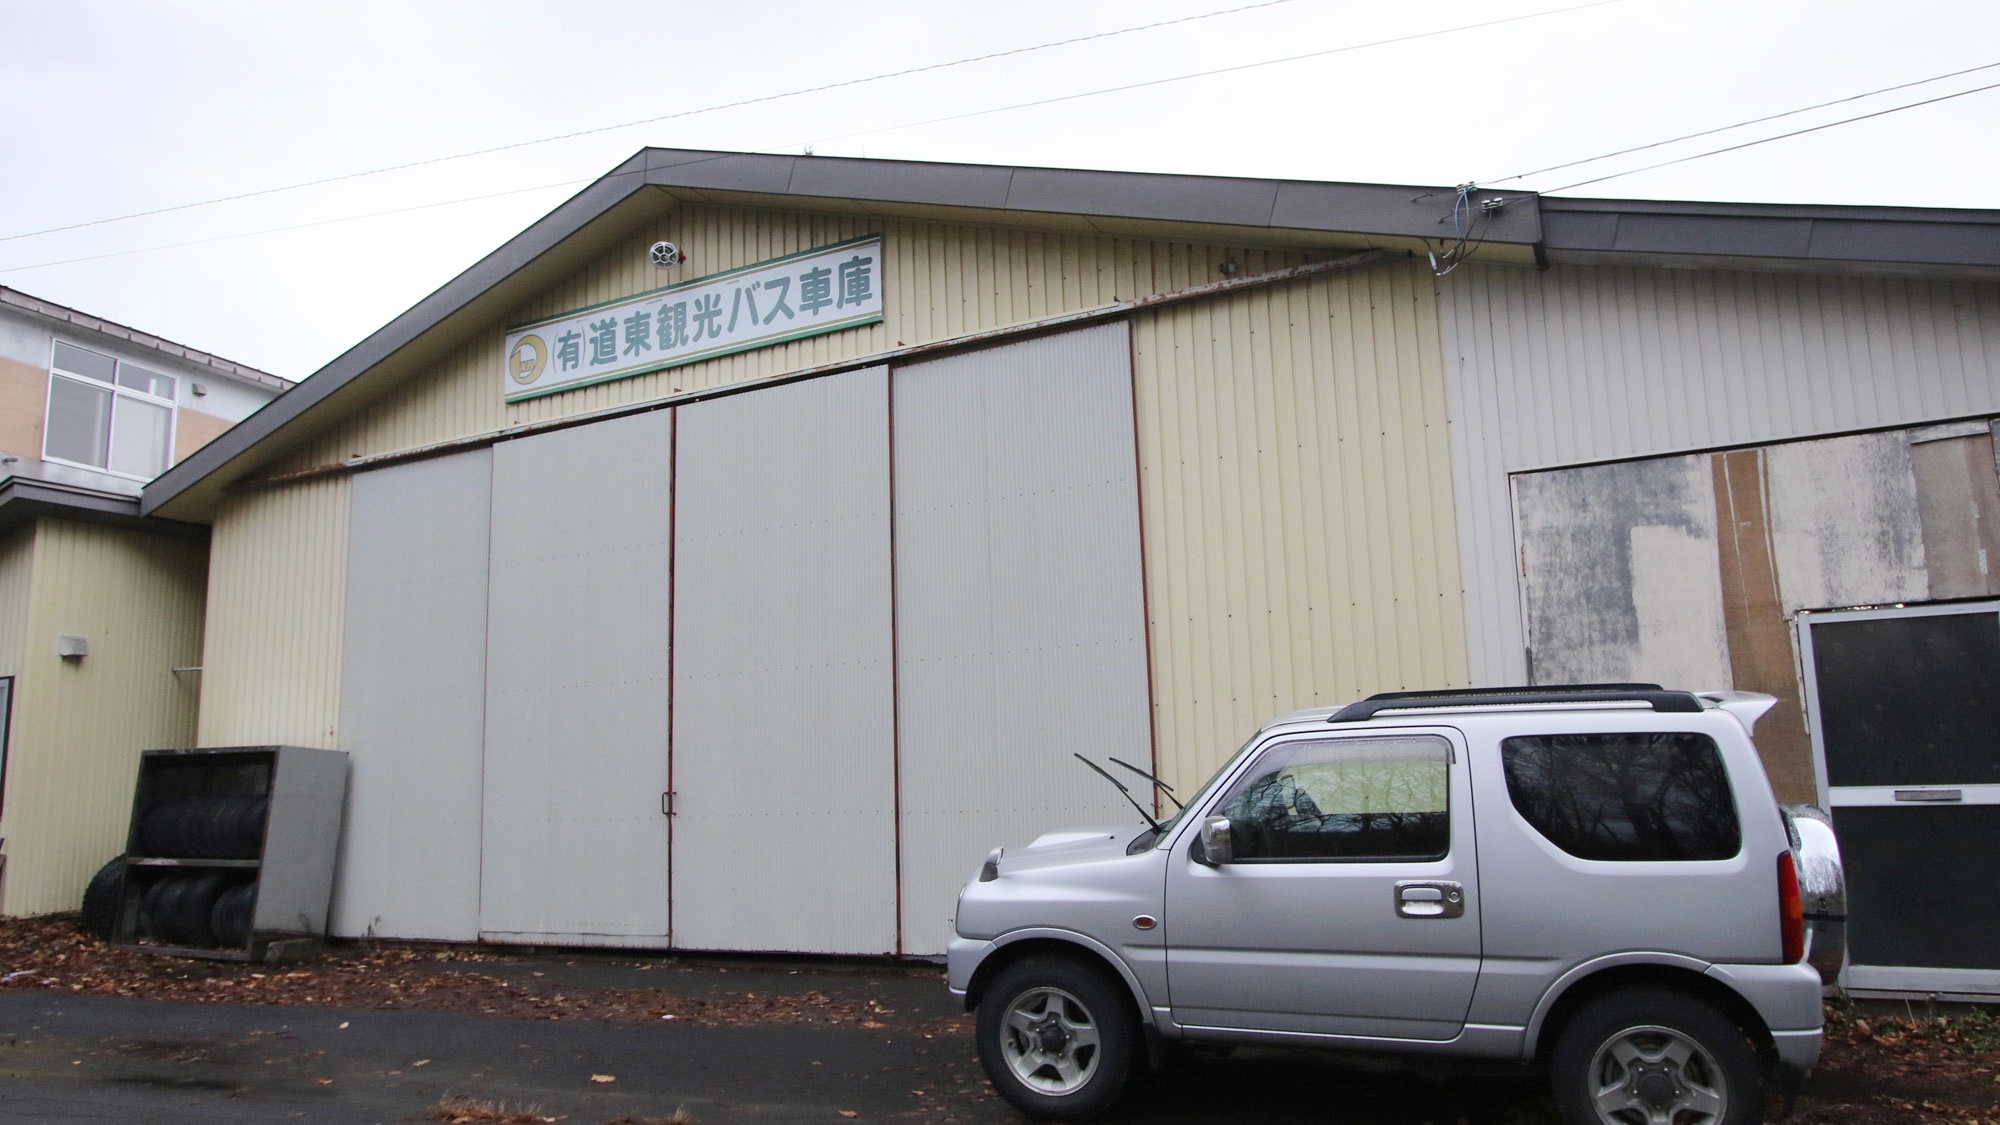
[999,825,1139,873]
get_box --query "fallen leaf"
[413,1059,431,1067]
[839,1113,858,1119]
[590,1073,616,1083]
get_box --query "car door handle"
[1395,881,1465,919]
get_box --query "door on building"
[1799,601,2000,995]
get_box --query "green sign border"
[503,233,885,404]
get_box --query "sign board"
[503,235,883,402]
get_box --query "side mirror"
[1195,815,1233,866]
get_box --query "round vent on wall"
[649,241,684,270]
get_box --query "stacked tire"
[139,795,268,859]
[136,874,258,948]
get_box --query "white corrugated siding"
[1132,260,1468,793]
[199,476,351,748]
[670,367,897,954]
[0,520,206,916]
[1439,264,2000,685]
[266,207,1317,478]
[481,411,674,944]
[334,451,492,941]
[892,324,1150,956]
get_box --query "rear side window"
[1501,733,1740,861]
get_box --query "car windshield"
[1128,731,1264,852]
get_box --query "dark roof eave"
[1541,194,2000,273]
[0,476,208,541]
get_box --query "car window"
[1501,732,1740,861]
[1215,736,1451,862]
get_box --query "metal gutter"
[1541,195,2000,271]
[232,248,1407,492]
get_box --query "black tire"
[209,881,257,949]
[177,873,229,947]
[975,956,1137,1121]
[79,857,125,939]
[1550,987,1763,1125]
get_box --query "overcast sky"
[2,0,1994,379]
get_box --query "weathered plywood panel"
[1766,431,1928,613]
[1132,260,1468,793]
[1440,264,2000,684]
[1911,432,2000,599]
[1513,455,1731,689]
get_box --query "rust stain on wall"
[1711,450,1815,803]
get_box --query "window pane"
[116,361,176,400]
[1219,736,1451,861]
[52,342,116,383]
[46,376,113,467]
[108,395,172,477]
[1501,733,1741,861]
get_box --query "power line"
[1541,77,2000,193]
[0,0,1639,277]
[0,0,1299,247]
[810,0,1630,148]
[0,179,589,275]
[1485,59,2000,187]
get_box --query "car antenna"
[1107,756,1184,811]
[1072,754,1160,829]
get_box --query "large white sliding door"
[671,368,897,954]
[480,411,675,945]
[893,324,1152,955]
[336,451,492,940]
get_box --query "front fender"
[952,926,1163,1029]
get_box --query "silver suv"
[948,685,1846,1124]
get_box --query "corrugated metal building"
[0,289,291,914]
[125,151,1999,990]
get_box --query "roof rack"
[1328,684,1704,723]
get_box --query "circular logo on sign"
[510,334,548,385]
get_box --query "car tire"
[79,857,125,939]
[975,955,1136,1121]
[1550,987,1763,1125]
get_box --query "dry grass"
[430,1093,563,1124]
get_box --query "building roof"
[139,147,2000,521]
[1,286,294,393]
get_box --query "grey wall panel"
[334,450,492,940]
[481,410,674,944]
[1439,264,2000,685]
[893,323,1150,956]
[671,367,897,955]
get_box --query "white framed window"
[43,341,178,480]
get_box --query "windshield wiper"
[1108,756,1184,811]
[1073,754,1160,830]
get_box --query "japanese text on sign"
[503,236,884,402]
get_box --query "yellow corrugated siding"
[0,520,205,916]
[268,206,1314,474]
[1132,260,1469,791]
[197,475,350,749]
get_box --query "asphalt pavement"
[0,954,1555,1124]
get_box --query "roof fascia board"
[142,153,659,519]
[1542,195,2000,273]
[0,477,209,541]
[642,148,1546,246]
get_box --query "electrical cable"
[0,0,1300,246]
[0,179,591,275]
[0,0,1640,277]
[1485,59,2000,187]
[1540,77,2000,194]
[806,0,1630,149]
